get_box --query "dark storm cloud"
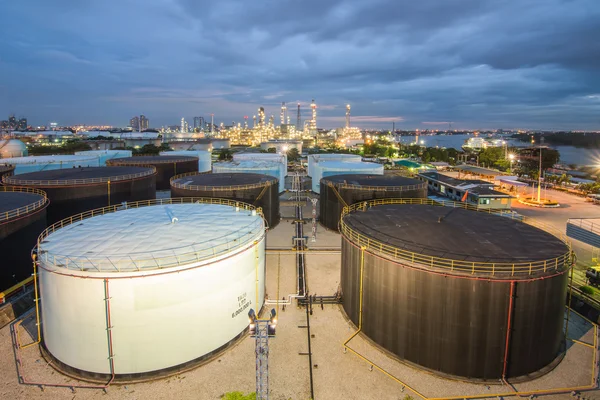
[0,0,599,129]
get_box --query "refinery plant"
[1,104,599,400]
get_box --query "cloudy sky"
[1,0,599,130]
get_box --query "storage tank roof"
[318,161,382,170]
[172,173,276,189]
[342,204,569,266]
[215,160,281,169]
[74,150,130,155]
[5,166,154,185]
[38,202,265,272]
[0,187,47,223]
[323,174,423,188]
[0,155,98,165]
[109,155,198,164]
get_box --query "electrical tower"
[248,308,277,400]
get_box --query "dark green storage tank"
[340,201,570,381]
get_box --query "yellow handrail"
[340,198,571,277]
[170,171,278,191]
[0,186,49,223]
[36,197,265,273]
[0,276,34,304]
[3,166,156,186]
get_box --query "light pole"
[508,153,515,174]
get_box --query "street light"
[508,153,515,173]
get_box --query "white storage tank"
[260,140,302,154]
[307,153,361,177]
[233,153,287,177]
[36,199,266,378]
[211,139,231,149]
[160,150,211,172]
[312,161,384,193]
[213,160,285,193]
[74,150,132,166]
[0,139,28,158]
[0,155,100,174]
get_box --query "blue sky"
[1,0,599,130]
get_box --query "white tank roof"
[0,154,98,164]
[214,160,281,170]
[74,150,131,155]
[38,203,264,273]
[318,161,382,170]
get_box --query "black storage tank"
[171,172,280,228]
[4,166,156,225]
[107,155,198,190]
[0,164,15,184]
[0,187,48,291]
[340,200,571,381]
[319,174,427,230]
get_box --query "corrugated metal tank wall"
[319,177,427,231]
[341,237,568,380]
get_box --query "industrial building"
[171,172,280,228]
[107,155,198,190]
[4,166,156,224]
[340,200,570,381]
[0,187,48,291]
[418,171,512,210]
[213,160,285,193]
[311,161,384,194]
[160,150,212,172]
[0,155,100,174]
[36,199,266,379]
[319,174,427,230]
[74,150,132,166]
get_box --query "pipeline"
[10,271,115,391]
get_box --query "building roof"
[419,171,510,198]
[455,165,505,177]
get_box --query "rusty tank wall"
[319,174,427,231]
[171,173,279,228]
[108,156,198,190]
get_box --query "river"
[396,134,600,167]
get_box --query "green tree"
[287,148,300,162]
[218,149,233,161]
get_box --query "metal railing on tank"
[0,187,49,223]
[109,155,199,164]
[35,197,265,273]
[326,180,427,192]
[339,198,572,277]
[2,167,157,186]
[170,171,277,192]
